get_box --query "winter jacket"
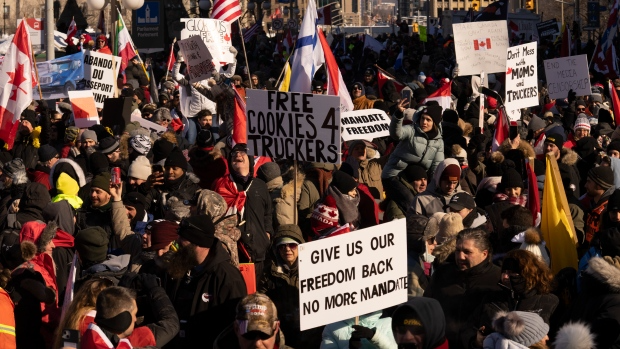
[152,173,201,219]
[213,323,293,349]
[167,240,247,348]
[358,158,384,200]
[0,288,15,349]
[274,172,304,227]
[393,297,449,349]
[320,311,397,349]
[299,164,334,237]
[382,176,418,221]
[382,109,444,178]
[12,114,51,170]
[77,254,131,288]
[483,333,529,349]
[410,158,465,217]
[424,259,502,348]
[26,165,51,190]
[353,95,376,110]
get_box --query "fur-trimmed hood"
[280,171,305,200]
[119,134,131,161]
[20,220,57,261]
[560,147,579,166]
[49,158,87,188]
[585,257,620,293]
[498,138,536,159]
[433,236,456,264]
[553,322,596,349]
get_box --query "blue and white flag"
[289,0,324,93]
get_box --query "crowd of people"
[0,17,619,349]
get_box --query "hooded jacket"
[392,297,449,349]
[410,158,464,217]
[320,310,397,349]
[382,108,444,178]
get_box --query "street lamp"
[199,0,211,16]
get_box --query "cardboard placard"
[181,18,234,71]
[68,90,99,128]
[543,54,592,100]
[453,20,509,76]
[246,89,341,164]
[298,219,408,330]
[82,50,121,108]
[130,113,167,135]
[341,109,390,141]
[505,42,538,120]
[177,36,215,83]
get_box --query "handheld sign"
[82,50,121,108]
[505,42,538,121]
[298,219,408,330]
[543,54,591,100]
[68,90,99,128]
[177,36,216,83]
[181,18,235,69]
[246,89,341,164]
[453,20,509,76]
[341,109,389,142]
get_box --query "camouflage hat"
[195,189,228,221]
[235,293,279,337]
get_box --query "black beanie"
[91,173,111,194]
[401,164,428,183]
[75,227,109,263]
[501,168,524,189]
[179,215,216,248]
[123,192,147,220]
[608,140,620,154]
[588,166,614,190]
[424,105,443,126]
[38,144,58,163]
[165,147,188,171]
[89,151,110,175]
[152,139,175,163]
[331,170,357,193]
[21,109,37,126]
[443,109,459,124]
[544,133,564,149]
[599,108,614,125]
[196,129,214,148]
[256,162,281,183]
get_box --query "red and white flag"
[423,82,452,111]
[376,66,404,99]
[492,108,509,151]
[232,86,247,146]
[283,30,295,54]
[473,38,492,50]
[508,21,519,38]
[66,17,77,42]
[318,27,353,112]
[317,5,332,25]
[0,20,34,149]
[166,40,176,72]
[212,0,242,23]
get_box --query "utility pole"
[46,0,54,59]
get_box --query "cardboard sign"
[82,50,121,108]
[544,54,592,100]
[181,18,234,70]
[246,89,341,164]
[504,42,538,120]
[68,90,99,128]
[130,113,167,135]
[177,36,215,83]
[453,20,509,76]
[341,109,389,141]
[298,219,408,330]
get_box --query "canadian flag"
[66,17,77,43]
[0,20,34,149]
[473,38,492,50]
[318,27,353,112]
[423,81,452,111]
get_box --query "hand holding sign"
[177,36,215,83]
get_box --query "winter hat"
[339,162,359,179]
[406,214,429,244]
[123,192,147,217]
[553,322,596,349]
[515,228,551,266]
[195,189,228,221]
[591,93,603,103]
[440,164,460,181]
[178,215,216,248]
[574,117,591,131]
[486,97,498,109]
[257,162,281,184]
[20,221,57,260]
[65,126,80,143]
[423,105,443,125]
[146,220,179,252]
[418,72,426,83]
[544,133,564,149]
[351,82,365,96]
[21,109,37,126]
[99,137,120,154]
[81,130,98,143]
[75,227,109,263]
[330,170,357,194]
[588,166,614,190]
[446,192,475,211]
[18,182,51,213]
[435,213,464,245]
[91,173,111,195]
[501,168,524,189]
[492,311,549,347]
[152,139,175,163]
[38,144,58,163]
[235,293,279,337]
[401,164,428,183]
[123,121,142,134]
[164,196,192,221]
[575,99,587,108]
[311,195,339,232]
[607,140,620,155]
[4,158,25,182]
[128,156,152,181]
[89,152,110,175]
[129,135,152,155]
[443,109,459,124]
[165,147,188,171]
[196,129,214,148]
[527,115,546,131]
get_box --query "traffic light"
[471,0,480,11]
[525,0,535,10]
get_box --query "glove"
[211,71,221,82]
[351,325,375,340]
[229,46,238,55]
[568,89,576,103]
[177,51,184,63]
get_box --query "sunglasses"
[278,243,298,250]
[241,330,272,341]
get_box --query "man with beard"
[138,219,179,280]
[213,144,273,280]
[127,156,157,211]
[167,215,247,349]
[581,166,615,249]
[151,147,200,219]
[73,130,98,175]
[12,109,49,170]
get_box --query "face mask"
[422,244,435,263]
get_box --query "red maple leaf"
[224,33,230,42]
[7,62,27,102]
[479,41,486,47]
[506,67,513,74]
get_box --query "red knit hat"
[440,164,461,181]
[146,220,179,252]
[311,195,339,233]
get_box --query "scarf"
[217,175,252,215]
[326,186,360,227]
[493,193,528,207]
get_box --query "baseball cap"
[236,293,279,338]
[445,193,475,211]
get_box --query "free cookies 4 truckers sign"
[246,90,341,164]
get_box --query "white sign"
[68,90,99,128]
[298,219,408,330]
[544,54,592,100]
[505,42,538,120]
[82,50,121,108]
[341,109,390,141]
[177,36,215,83]
[246,89,341,164]
[453,20,509,76]
[18,18,44,53]
[130,113,167,135]
[181,18,234,71]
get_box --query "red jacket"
[26,168,51,190]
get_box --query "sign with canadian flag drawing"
[453,20,509,76]
[504,42,538,120]
[181,18,234,73]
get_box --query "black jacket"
[424,259,502,348]
[153,174,201,219]
[235,176,274,262]
[167,240,247,348]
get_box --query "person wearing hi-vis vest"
[0,269,15,349]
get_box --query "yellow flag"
[541,153,578,274]
[279,63,291,92]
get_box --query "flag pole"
[237,19,254,89]
[275,39,296,87]
[30,42,43,100]
[165,37,177,82]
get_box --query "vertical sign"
[176,36,215,82]
[504,42,538,120]
[132,0,165,51]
